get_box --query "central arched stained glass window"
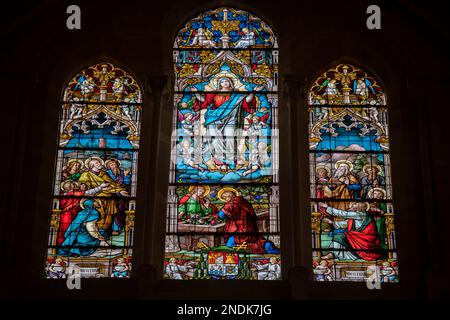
[164,7,281,280]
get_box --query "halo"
[363,164,382,175]
[67,159,84,168]
[334,160,353,172]
[84,157,105,169]
[217,187,240,202]
[60,179,79,192]
[367,187,387,199]
[315,165,331,176]
[206,69,245,92]
[210,75,237,91]
[188,185,211,197]
[105,159,122,168]
[362,202,370,211]
[351,201,370,211]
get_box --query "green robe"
[178,197,212,221]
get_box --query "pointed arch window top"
[309,64,386,106]
[63,62,142,103]
[174,7,278,49]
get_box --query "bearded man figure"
[323,160,361,210]
[77,157,129,235]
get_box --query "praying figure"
[217,188,279,254]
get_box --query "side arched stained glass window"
[45,62,142,279]
[164,7,281,280]
[309,64,398,283]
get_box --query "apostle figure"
[105,158,131,188]
[319,202,386,261]
[315,167,331,199]
[78,157,129,235]
[217,188,279,254]
[323,160,361,210]
[368,187,388,250]
[361,164,385,199]
[61,159,84,181]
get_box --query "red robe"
[221,196,266,253]
[57,191,83,246]
[193,93,256,114]
[345,218,383,261]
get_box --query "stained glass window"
[165,7,281,280]
[309,64,398,282]
[45,62,142,279]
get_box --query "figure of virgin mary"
[189,71,262,170]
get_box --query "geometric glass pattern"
[45,62,142,278]
[165,7,281,280]
[309,64,399,282]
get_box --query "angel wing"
[365,78,376,94]
[318,79,329,91]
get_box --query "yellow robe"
[78,170,126,230]
[324,174,359,210]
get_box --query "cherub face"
[252,116,260,124]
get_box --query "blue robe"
[58,199,106,257]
